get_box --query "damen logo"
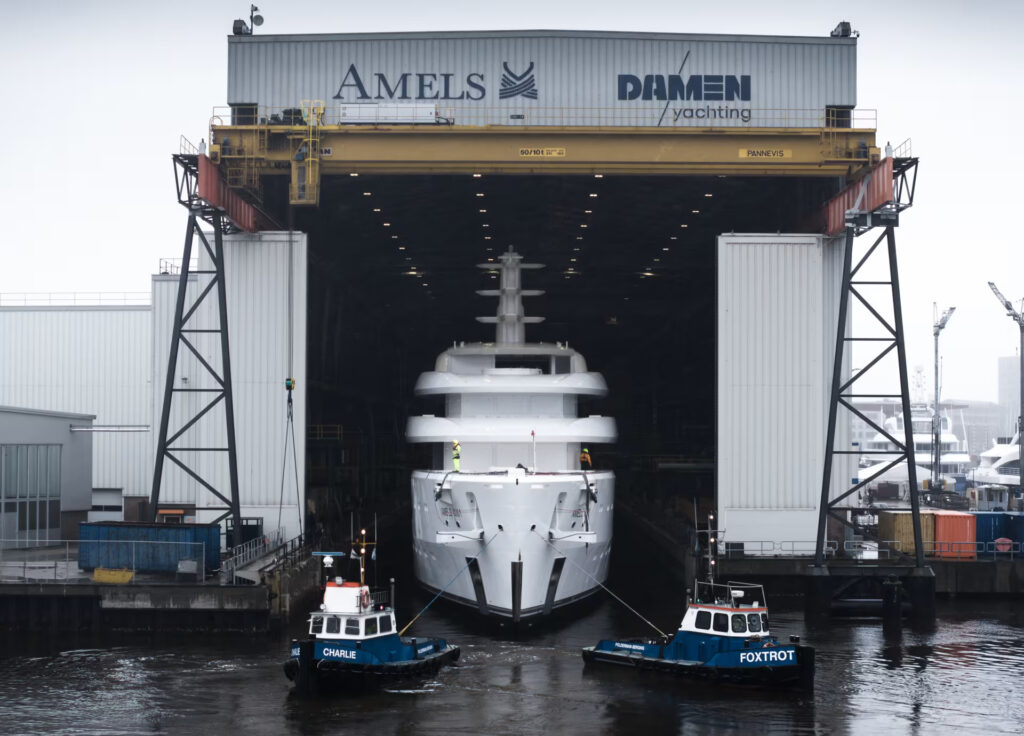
[499,62,538,100]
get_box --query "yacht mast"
[476,247,545,344]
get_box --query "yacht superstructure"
[406,248,617,622]
[859,404,971,478]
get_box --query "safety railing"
[210,105,877,131]
[0,539,206,584]
[720,540,837,558]
[221,528,285,582]
[0,292,150,307]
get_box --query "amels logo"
[332,61,539,102]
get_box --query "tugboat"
[284,552,460,694]
[582,579,814,689]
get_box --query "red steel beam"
[196,155,272,232]
[824,157,894,235]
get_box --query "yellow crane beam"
[209,124,878,205]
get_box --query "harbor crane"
[932,305,955,490]
[988,282,1024,451]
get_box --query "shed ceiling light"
[576,236,583,240]
[349,172,359,177]
[373,208,381,212]
[484,236,492,240]
[476,193,485,197]
[680,224,688,228]
[692,209,700,214]
[398,246,405,250]
[580,224,588,229]
[383,222,391,227]
[479,209,487,213]
[594,174,604,178]
[704,193,713,197]
[573,247,581,252]
[482,224,490,228]
[472,173,482,178]
[363,192,371,196]
[584,209,592,214]
[670,236,678,240]
[391,235,398,239]
[662,247,670,251]
[589,193,598,198]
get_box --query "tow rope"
[398,531,500,636]
[531,530,668,638]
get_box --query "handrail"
[210,104,878,131]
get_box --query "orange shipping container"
[877,510,934,557]
[929,510,977,559]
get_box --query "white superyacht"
[407,248,617,622]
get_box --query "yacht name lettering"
[334,64,486,101]
[323,647,357,659]
[739,650,794,664]
[418,645,434,654]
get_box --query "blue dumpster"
[78,522,221,574]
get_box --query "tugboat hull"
[285,638,460,694]
[582,643,814,689]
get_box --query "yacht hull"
[411,469,614,621]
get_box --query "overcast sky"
[2,0,1022,405]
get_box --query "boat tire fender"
[361,590,370,609]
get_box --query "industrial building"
[3,24,917,551]
[0,406,94,546]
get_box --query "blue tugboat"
[582,579,814,689]
[284,553,460,693]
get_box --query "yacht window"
[365,617,378,636]
[747,613,762,633]
[379,616,393,633]
[345,618,360,635]
[694,611,712,630]
[495,355,550,373]
[731,614,747,633]
[325,616,341,634]
[310,615,324,634]
[713,613,729,632]
[554,356,570,374]
[761,613,769,631]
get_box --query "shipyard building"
[1,26,885,550]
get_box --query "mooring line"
[398,531,500,636]
[532,530,668,638]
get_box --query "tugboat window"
[761,613,769,631]
[713,613,729,632]
[379,616,393,633]
[310,615,324,634]
[746,613,761,633]
[345,618,360,635]
[694,611,712,630]
[365,617,378,636]
[325,616,341,634]
[731,614,747,633]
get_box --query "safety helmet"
[452,439,459,445]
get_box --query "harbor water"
[2,525,1023,735]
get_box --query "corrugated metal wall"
[227,31,856,128]
[716,233,852,548]
[0,306,152,497]
[151,232,307,539]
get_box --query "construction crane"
[932,305,956,489]
[988,282,1024,450]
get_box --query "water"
[3,540,1024,734]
